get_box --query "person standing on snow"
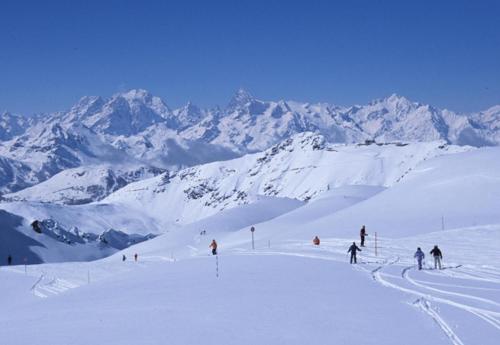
[7,255,12,265]
[414,247,425,270]
[209,239,218,255]
[430,245,443,270]
[313,236,320,246]
[134,253,138,262]
[360,225,368,247]
[122,254,127,262]
[348,242,362,264]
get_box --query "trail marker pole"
[375,232,378,257]
[441,216,445,231]
[268,240,271,249]
[87,269,90,284]
[250,226,255,250]
[215,255,219,278]
[24,257,27,275]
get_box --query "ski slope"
[1,224,499,345]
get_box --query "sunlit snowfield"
[2,221,499,345]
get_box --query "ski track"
[413,298,465,345]
[369,260,500,340]
[403,266,500,308]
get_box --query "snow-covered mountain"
[0,88,498,199]
[3,164,163,204]
[103,133,470,226]
[181,89,367,152]
[345,94,494,146]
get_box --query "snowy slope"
[217,146,500,242]
[4,164,163,204]
[1,221,499,344]
[0,201,163,236]
[0,155,37,194]
[0,209,155,265]
[0,120,149,194]
[104,133,470,225]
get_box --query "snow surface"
[103,134,470,225]
[1,223,499,344]
[1,131,499,344]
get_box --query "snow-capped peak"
[70,96,105,115]
[372,93,415,110]
[227,88,255,109]
[117,89,153,102]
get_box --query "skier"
[360,225,368,247]
[430,245,443,270]
[7,255,12,265]
[414,247,425,270]
[134,253,138,262]
[122,254,127,262]
[313,236,320,246]
[347,242,362,264]
[209,239,218,255]
[31,220,42,233]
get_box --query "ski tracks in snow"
[368,260,500,344]
[244,243,500,344]
[413,298,465,345]
[31,273,79,298]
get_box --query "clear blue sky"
[1,0,499,114]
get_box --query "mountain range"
[0,89,498,199]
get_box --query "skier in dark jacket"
[430,245,443,270]
[414,248,425,270]
[122,254,127,262]
[360,225,368,247]
[313,236,320,246]
[7,255,12,265]
[209,239,218,255]
[348,242,362,264]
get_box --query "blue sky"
[0,0,499,114]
